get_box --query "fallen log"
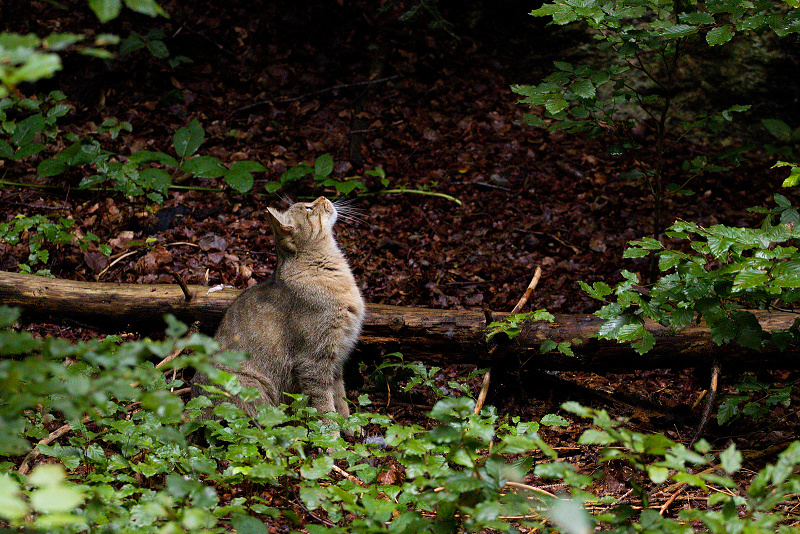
[1,270,799,370]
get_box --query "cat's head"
[266,196,338,254]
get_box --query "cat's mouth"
[309,196,337,228]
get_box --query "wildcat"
[192,196,364,427]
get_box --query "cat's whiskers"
[333,199,367,227]
[277,193,294,207]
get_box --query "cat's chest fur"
[272,247,364,357]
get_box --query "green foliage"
[717,374,793,425]
[48,117,266,198]
[564,402,800,533]
[583,194,800,354]
[0,90,72,161]
[514,0,798,131]
[272,153,370,195]
[774,161,800,188]
[120,29,192,68]
[0,96,266,201]
[0,0,167,97]
[3,309,800,532]
[361,352,479,399]
[87,0,168,23]
[512,0,800,238]
[0,214,106,275]
[273,153,462,204]
[762,119,800,159]
[487,310,575,357]
[0,33,117,98]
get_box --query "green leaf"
[545,97,569,115]
[680,11,715,24]
[762,119,792,141]
[632,331,656,354]
[229,160,266,173]
[732,268,769,290]
[124,0,169,18]
[173,118,204,158]
[230,513,270,534]
[389,511,427,534]
[145,39,169,59]
[13,142,45,160]
[706,26,734,46]
[781,166,800,188]
[578,280,613,300]
[300,456,333,480]
[8,54,61,86]
[28,464,84,513]
[732,311,764,350]
[128,150,179,167]
[720,443,742,474]
[541,413,570,427]
[182,156,225,178]
[0,140,13,158]
[623,247,651,258]
[225,168,255,194]
[224,160,265,193]
[570,78,595,99]
[657,22,698,38]
[37,158,67,177]
[648,465,670,484]
[138,168,171,195]
[88,0,122,22]
[0,476,28,520]
[43,33,84,51]
[280,163,313,183]
[523,113,548,127]
[11,114,45,146]
[314,153,334,177]
[772,259,800,287]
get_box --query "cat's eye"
[305,205,313,212]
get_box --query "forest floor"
[3,0,800,529]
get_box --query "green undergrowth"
[2,308,800,533]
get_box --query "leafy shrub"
[0,91,72,161]
[360,352,482,399]
[36,117,266,200]
[581,192,800,355]
[762,119,800,160]
[0,0,167,97]
[512,0,800,238]
[119,29,192,69]
[487,309,575,357]
[0,34,117,98]
[0,214,107,276]
[2,308,800,533]
[717,374,793,425]
[273,153,461,204]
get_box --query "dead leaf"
[199,234,228,252]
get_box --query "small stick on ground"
[473,368,492,415]
[511,266,543,314]
[332,464,367,487]
[690,359,721,446]
[171,271,193,302]
[475,266,543,415]
[18,415,90,475]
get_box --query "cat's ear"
[267,207,293,237]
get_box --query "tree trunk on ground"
[1,270,799,370]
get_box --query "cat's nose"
[315,196,333,211]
